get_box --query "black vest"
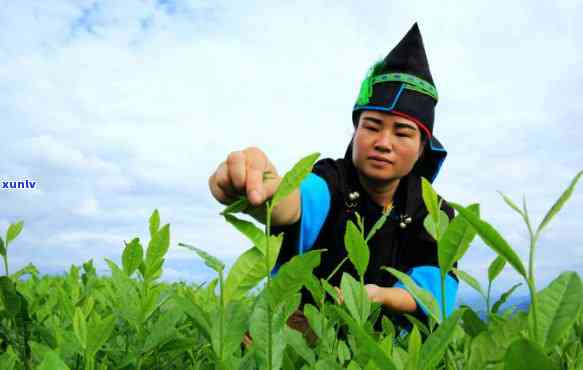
[273,156,455,320]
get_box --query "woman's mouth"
[368,155,393,165]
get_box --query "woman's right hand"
[209,147,280,208]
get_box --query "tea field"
[0,154,581,369]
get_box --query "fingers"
[209,147,274,207]
[227,151,246,192]
[334,286,344,305]
[242,333,253,348]
[244,148,269,206]
[209,162,239,205]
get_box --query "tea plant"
[0,154,581,369]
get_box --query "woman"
[209,23,458,334]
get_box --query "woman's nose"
[374,132,394,152]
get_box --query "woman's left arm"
[365,284,417,313]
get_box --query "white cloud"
[73,197,99,216]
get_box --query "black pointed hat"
[350,22,446,182]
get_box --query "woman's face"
[352,110,424,183]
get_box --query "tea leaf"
[322,278,340,303]
[87,314,116,355]
[383,267,441,323]
[223,234,282,303]
[5,221,23,245]
[305,275,324,304]
[450,202,527,278]
[453,268,486,299]
[460,307,487,337]
[331,306,398,370]
[537,170,583,236]
[0,276,21,317]
[468,312,528,369]
[492,283,522,314]
[0,350,17,370]
[406,325,421,370]
[344,220,369,278]
[223,214,266,254]
[271,152,320,209]
[366,212,389,243]
[284,327,316,366]
[419,309,465,370]
[382,316,396,341]
[143,309,180,353]
[267,250,322,307]
[337,339,351,364]
[250,293,300,370]
[340,273,370,325]
[143,258,164,282]
[36,350,70,370]
[438,204,479,275]
[122,238,143,277]
[532,271,583,350]
[176,297,211,342]
[145,224,170,267]
[178,243,225,273]
[488,255,506,283]
[149,209,160,237]
[0,237,5,257]
[11,262,39,281]
[497,191,524,217]
[73,307,88,350]
[223,248,265,303]
[421,177,439,223]
[504,338,559,370]
[220,196,250,215]
[404,314,430,337]
[315,358,345,370]
[423,210,449,242]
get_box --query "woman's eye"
[365,126,378,132]
[396,133,409,137]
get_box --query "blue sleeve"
[393,266,458,319]
[271,173,330,275]
[296,173,331,254]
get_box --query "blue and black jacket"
[272,153,458,324]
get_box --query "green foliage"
[122,237,143,277]
[450,202,528,279]
[340,273,370,325]
[0,155,580,369]
[384,267,441,323]
[491,283,522,314]
[270,152,320,209]
[1,220,24,275]
[537,170,583,235]
[178,242,225,274]
[223,235,282,303]
[438,204,479,274]
[488,255,506,283]
[504,338,560,370]
[344,221,369,279]
[532,271,583,351]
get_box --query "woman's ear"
[417,141,425,161]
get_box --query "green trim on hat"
[373,73,438,100]
[355,62,378,106]
[356,71,438,106]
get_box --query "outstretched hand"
[209,147,279,207]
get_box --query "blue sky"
[1,1,582,305]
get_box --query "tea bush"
[0,154,581,369]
